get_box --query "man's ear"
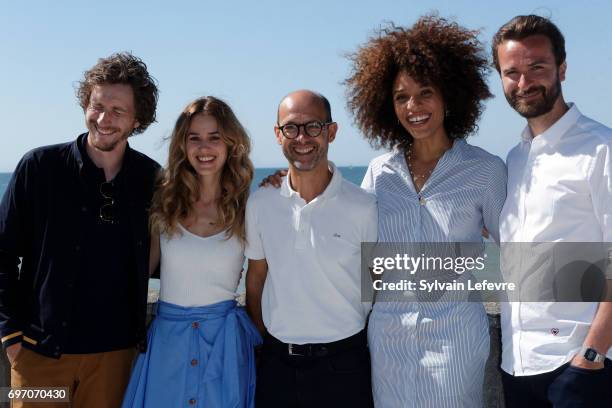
[274,126,283,145]
[559,61,567,82]
[327,122,338,143]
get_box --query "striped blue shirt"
[362,139,506,243]
[362,139,507,408]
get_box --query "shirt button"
[419,196,426,205]
[189,398,196,405]
[191,322,199,329]
[191,359,198,366]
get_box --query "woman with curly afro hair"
[345,15,507,407]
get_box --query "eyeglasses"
[277,121,334,139]
[99,181,116,223]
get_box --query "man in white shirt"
[493,15,612,407]
[245,90,377,407]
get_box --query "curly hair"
[345,15,492,149]
[76,52,158,135]
[149,96,253,243]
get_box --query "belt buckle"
[287,343,304,357]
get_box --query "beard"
[282,141,328,172]
[505,78,562,119]
[87,124,131,152]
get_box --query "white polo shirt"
[245,163,377,344]
[500,103,612,375]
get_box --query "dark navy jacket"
[0,133,160,357]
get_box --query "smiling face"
[392,71,447,142]
[85,83,140,152]
[497,35,566,118]
[185,114,228,179]
[275,92,337,172]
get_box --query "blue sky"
[1,0,611,171]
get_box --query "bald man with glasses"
[245,90,377,407]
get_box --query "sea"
[0,167,368,199]
[0,166,502,302]
[0,167,368,297]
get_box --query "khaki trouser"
[10,347,135,408]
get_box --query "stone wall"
[0,300,505,407]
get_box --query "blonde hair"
[150,96,253,242]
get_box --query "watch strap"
[580,346,606,363]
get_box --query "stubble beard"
[506,78,562,119]
[283,141,327,172]
[88,124,131,152]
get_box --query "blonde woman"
[122,96,261,408]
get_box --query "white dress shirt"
[245,163,378,344]
[500,103,612,375]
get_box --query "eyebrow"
[503,58,552,72]
[393,85,431,94]
[528,59,550,66]
[187,131,220,136]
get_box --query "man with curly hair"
[494,15,612,407]
[0,52,160,407]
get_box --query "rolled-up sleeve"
[589,140,612,282]
[588,140,612,244]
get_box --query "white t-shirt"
[500,103,612,375]
[245,163,378,344]
[160,225,243,307]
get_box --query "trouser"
[256,330,374,408]
[10,347,135,408]
[502,358,612,408]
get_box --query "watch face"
[584,349,597,361]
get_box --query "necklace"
[406,147,439,189]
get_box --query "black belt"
[264,329,367,358]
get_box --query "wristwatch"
[580,346,606,363]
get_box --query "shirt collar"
[74,132,133,180]
[520,102,581,145]
[78,134,102,178]
[71,133,86,170]
[280,161,343,200]
[386,138,464,175]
